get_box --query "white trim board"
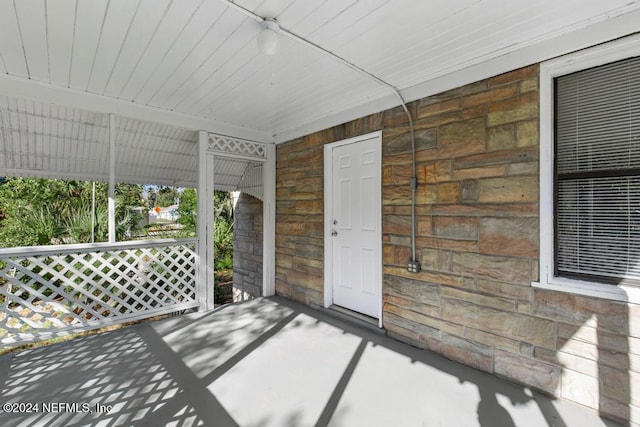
[536,33,640,304]
[0,73,272,143]
[262,143,277,297]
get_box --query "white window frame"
[535,34,640,303]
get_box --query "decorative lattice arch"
[207,134,267,161]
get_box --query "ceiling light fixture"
[257,18,280,55]
[222,0,418,271]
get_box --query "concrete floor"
[0,296,624,427]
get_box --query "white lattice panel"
[0,240,198,346]
[208,134,267,160]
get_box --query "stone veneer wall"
[275,64,639,424]
[232,192,263,301]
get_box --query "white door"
[327,133,382,318]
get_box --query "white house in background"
[149,204,180,223]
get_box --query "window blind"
[555,56,640,284]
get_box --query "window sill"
[532,278,640,305]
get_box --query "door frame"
[323,131,383,327]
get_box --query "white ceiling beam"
[0,73,273,143]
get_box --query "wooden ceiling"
[0,0,639,144]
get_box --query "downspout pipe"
[220,0,421,272]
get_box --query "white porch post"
[197,130,215,310]
[262,143,276,297]
[108,113,116,243]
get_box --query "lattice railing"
[0,239,199,347]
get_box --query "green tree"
[156,186,179,207]
[116,183,144,210]
[177,188,197,233]
[213,191,234,268]
[175,189,234,245]
[21,206,65,246]
[0,177,70,247]
[173,189,234,264]
[0,178,144,247]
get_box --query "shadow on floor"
[0,296,624,427]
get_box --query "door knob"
[331,230,338,237]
